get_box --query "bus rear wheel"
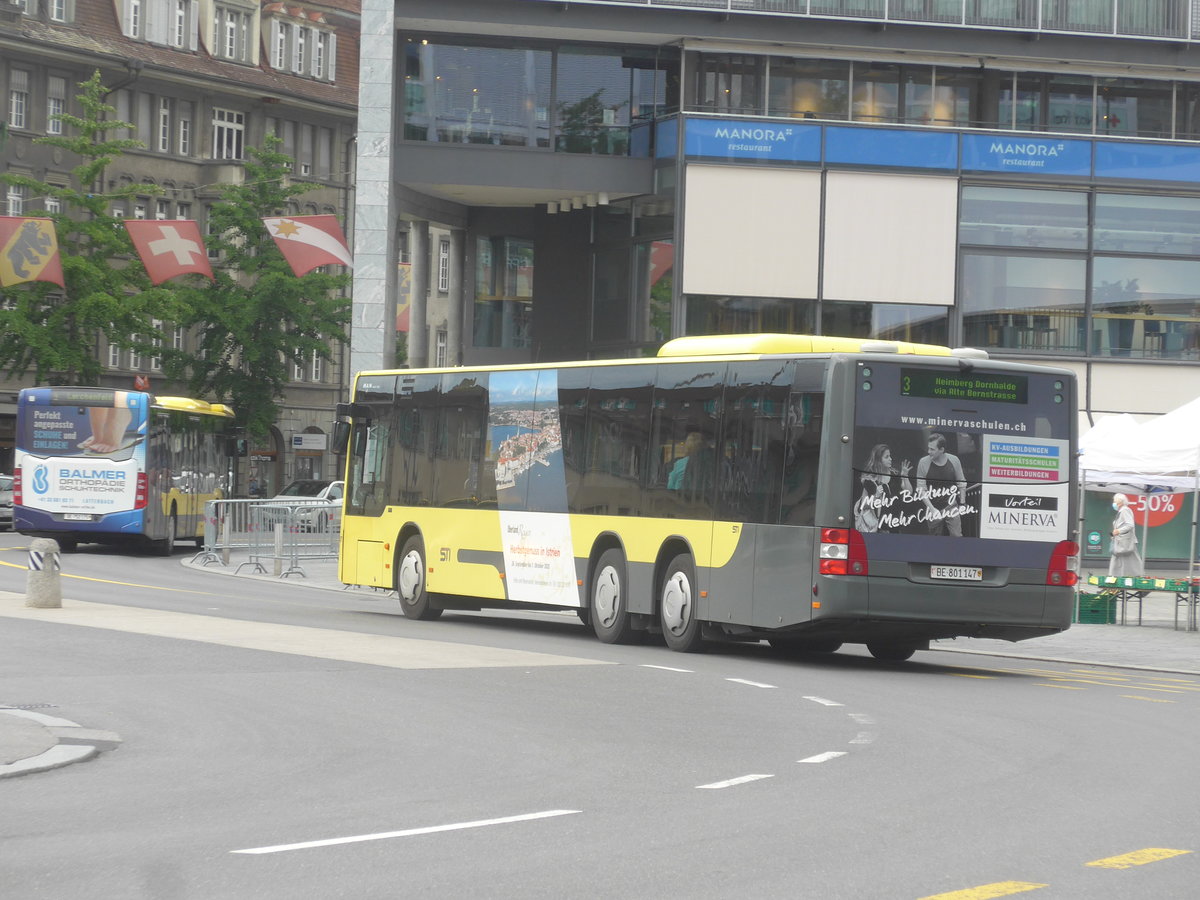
[867,641,917,662]
[591,548,635,644]
[660,553,703,652]
[157,511,177,556]
[396,535,442,620]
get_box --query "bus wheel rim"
[398,551,422,601]
[662,572,691,634]
[594,565,619,627]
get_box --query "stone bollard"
[26,537,62,609]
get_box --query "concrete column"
[409,220,430,368]
[448,228,466,365]
[25,538,61,608]
[350,0,398,378]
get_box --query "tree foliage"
[0,70,186,384]
[165,135,351,439]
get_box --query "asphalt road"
[2,535,1198,899]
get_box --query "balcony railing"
[528,0,1197,42]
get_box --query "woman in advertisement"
[854,443,912,533]
[1108,492,1143,577]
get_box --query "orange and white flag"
[0,217,65,287]
[262,215,353,276]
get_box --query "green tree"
[166,135,351,439]
[0,71,187,384]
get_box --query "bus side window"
[650,363,723,519]
[780,392,823,526]
[557,367,590,515]
[717,361,789,524]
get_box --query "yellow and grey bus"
[335,334,1079,661]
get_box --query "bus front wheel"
[396,535,442,620]
[660,553,703,652]
[867,642,917,662]
[591,548,635,644]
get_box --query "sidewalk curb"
[0,708,122,780]
[929,645,1200,677]
[182,553,394,600]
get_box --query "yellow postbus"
[335,334,1079,661]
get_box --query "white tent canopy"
[1079,400,1200,490]
[1079,398,1200,575]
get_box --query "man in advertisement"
[915,432,968,537]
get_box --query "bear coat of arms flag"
[124,219,214,284]
[262,215,353,276]
[0,217,65,287]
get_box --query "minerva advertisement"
[488,370,579,606]
[853,366,1070,542]
[15,388,147,515]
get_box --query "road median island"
[0,592,612,670]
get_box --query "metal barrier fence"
[194,499,340,577]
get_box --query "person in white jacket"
[1108,493,1143,577]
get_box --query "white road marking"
[641,664,693,673]
[802,696,844,706]
[726,678,777,689]
[849,713,875,725]
[849,732,876,745]
[231,809,581,855]
[696,774,774,790]
[798,752,847,764]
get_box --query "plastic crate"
[1075,591,1117,624]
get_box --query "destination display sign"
[899,369,1028,404]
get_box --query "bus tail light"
[1046,540,1079,586]
[135,472,148,510]
[13,470,21,506]
[819,528,869,576]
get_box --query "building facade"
[0,0,359,490]
[357,0,1200,427]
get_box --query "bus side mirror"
[331,420,351,452]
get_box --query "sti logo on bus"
[32,464,50,494]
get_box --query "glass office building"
[355,0,1200,423]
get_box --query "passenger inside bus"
[667,431,715,498]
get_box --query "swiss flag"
[262,215,353,276]
[124,219,214,284]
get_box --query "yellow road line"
[946,673,996,679]
[1121,695,1176,703]
[918,881,1046,899]
[0,558,215,595]
[1035,683,1085,690]
[1086,848,1191,869]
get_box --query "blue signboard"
[962,134,1092,175]
[683,119,820,162]
[824,126,957,169]
[1094,141,1200,182]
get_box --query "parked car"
[0,474,12,531]
[263,479,344,531]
